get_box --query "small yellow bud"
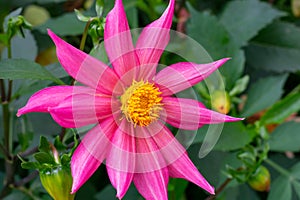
[292,0,300,17]
[248,166,271,192]
[211,90,231,114]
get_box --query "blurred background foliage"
[1,0,300,199]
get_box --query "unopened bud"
[248,166,271,192]
[292,0,300,17]
[40,166,75,200]
[211,90,231,114]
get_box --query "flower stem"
[0,38,15,198]
[80,19,93,51]
[3,103,11,154]
[7,42,13,102]
[264,158,290,177]
[0,80,5,102]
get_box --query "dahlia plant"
[17,0,242,199]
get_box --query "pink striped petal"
[162,97,243,130]
[134,125,167,173]
[133,168,169,200]
[49,93,118,128]
[17,86,93,117]
[71,117,117,193]
[149,125,214,194]
[106,120,135,199]
[136,0,175,80]
[168,152,215,194]
[104,0,139,79]
[48,30,121,95]
[154,58,230,96]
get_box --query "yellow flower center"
[120,80,163,127]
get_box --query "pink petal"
[49,93,118,128]
[106,120,135,199]
[149,125,215,194]
[104,0,139,80]
[168,152,215,194]
[133,168,169,200]
[71,117,117,193]
[48,30,121,95]
[136,0,175,80]
[154,58,230,96]
[162,97,243,130]
[17,86,92,117]
[134,124,168,173]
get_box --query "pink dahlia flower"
[18,0,243,199]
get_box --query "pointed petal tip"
[70,184,79,194]
[226,116,245,122]
[116,192,125,200]
[16,110,23,117]
[215,57,231,66]
[207,185,215,195]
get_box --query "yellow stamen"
[120,80,163,127]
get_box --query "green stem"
[0,38,14,198]
[80,19,93,51]
[265,158,290,177]
[0,80,5,102]
[7,42,13,102]
[3,103,11,154]
[0,142,9,158]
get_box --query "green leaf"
[220,0,285,47]
[291,162,300,179]
[60,154,71,166]
[0,59,64,85]
[269,121,300,152]
[267,175,292,200]
[96,0,104,17]
[246,21,300,73]
[214,121,254,151]
[34,152,55,164]
[241,74,288,117]
[21,161,41,170]
[168,178,188,200]
[237,184,260,200]
[74,9,90,22]
[260,89,300,125]
[36,12,85,36]
[292,181,300,198]
[54,136,66,152]
[187,6,245,89]
[39,136,51,153]
[229,75,249,96]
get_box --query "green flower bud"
[211,90,231,114]
[248,166,271,192]
[40,165,75,200]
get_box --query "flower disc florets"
[120,80,163,127]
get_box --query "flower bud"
[40,166,75,200]
[248,166,271,192]
[292,0,300,17]
[211,90,231,114]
